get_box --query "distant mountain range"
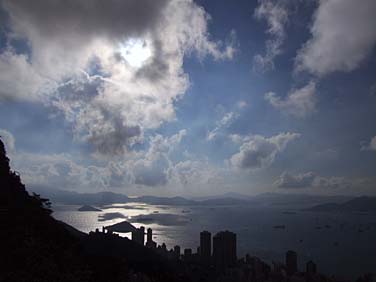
[306,196,376,212]
[30,186,355,209]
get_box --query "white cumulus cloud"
[361,136,376,151]
[264,81,316,118]
[295,0,376,76]
[253,0,290,72]
[230,132,300,170]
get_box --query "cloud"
[0,129,16,153]
[169,159,221,187]
[133,159,168,187]
[264,81,316,118]
[4,127,224,192]
[128,129,187,187]
[230,132,300,170]
[207,101,247,141]
[361,136,376,151]
[237,100,248,109]
[0,0,235,155]
[253,0,289,72]
[4,128,188,190]
[276,171,358,190]
[370,83,376,97]
[313,176,350,189]
[295,0,376,76]
[207,111,239,141]
[11,152,109,190]
[0,51,54,102]
[275,171,316,188]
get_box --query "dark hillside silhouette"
[0,138,185,282]
[0,138,91,281]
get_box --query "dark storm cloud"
[3,0,170,40]
[134,39,170,82]
[82,108,142,156]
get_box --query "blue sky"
[0,0,375,196]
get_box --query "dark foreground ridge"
[0,138,375,282]
[0,138,177,282]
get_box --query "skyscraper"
[145,227,156,248]
[213,230,237,270]
[286,250,297,275]
[147,227,152,243]
[174,245,181,259]
[306,260,317,275]
[184,248,192,257]
[132,226,145,245]
[200,230,211,263]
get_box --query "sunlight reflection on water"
[53,202,185,246]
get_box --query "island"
[78,205,102,212]
[306,196,376,212]
[105,220,137,233]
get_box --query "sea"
[52,203,376,279]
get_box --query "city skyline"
[92,224,332,281]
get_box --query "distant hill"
[199,197,250,206]
[252,192,352,208]
[30,186,130,205]
[30,187,249,206]
[192,192,253,201]
[307,196,376,212]
[31,186,354,209]
[136,195,197,205]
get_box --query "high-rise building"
[286,250,297,275]
[147,228,152,243]
[213,230,237,270]
[145,227,156,248]
[200,231,211,262]
[184,248,192,257]
[306,260,317,275]
[132,226,145,245]
[174,245,181,259]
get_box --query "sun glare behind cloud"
[119,38,152,68]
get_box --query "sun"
[119,38,152,68]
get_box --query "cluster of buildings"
[131,226,238,271]
[93,226,374,282]
[130,227,321,280]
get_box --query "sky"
[0,0,375,197]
